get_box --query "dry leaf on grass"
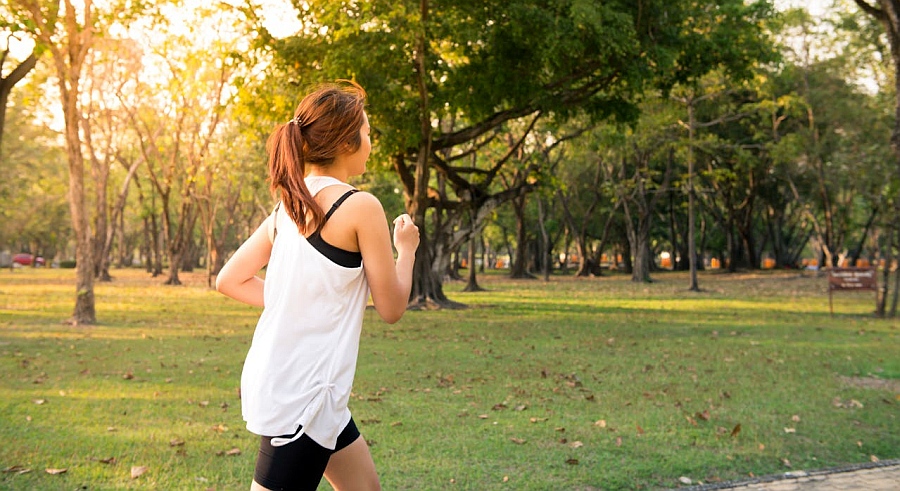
[565,458,579,465]
[2,466,32,475]
[45,468,67,475]
[131,466,149,479]
[510,437,526,445]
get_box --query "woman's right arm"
[215,214,275,308]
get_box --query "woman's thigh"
[323,436,381,491]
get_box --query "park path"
[673,459,900,490]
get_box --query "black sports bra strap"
[323,189,359,222]
[272,202,281,239]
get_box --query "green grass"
[1,268,898,490]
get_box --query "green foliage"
[272,0,777,158]
[0,79,70,258]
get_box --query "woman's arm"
[353,193,419,324]
[215,214,275,308]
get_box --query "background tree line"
[1,0,898,322]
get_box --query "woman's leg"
[322,436,381,491]
[250,479,273,491]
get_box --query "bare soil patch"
[838,375,900,393]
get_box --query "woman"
[216,81,419,491]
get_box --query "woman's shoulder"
[324,188,379,212]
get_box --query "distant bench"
[828,267,878,316]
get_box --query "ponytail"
[266,123,324,234]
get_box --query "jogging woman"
[216,81,419,491]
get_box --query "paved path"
[674,459,900,490]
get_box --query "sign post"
[828,268,878,316]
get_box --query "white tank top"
[240,176,369,449]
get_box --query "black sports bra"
[273,189,362,268]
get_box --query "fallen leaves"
[45,468,67,475]
[2,465,32,475]
[131,465,149,479]
[217,447,241,457]
[832,397,864,409]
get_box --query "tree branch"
[852,0,886,21]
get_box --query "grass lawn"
[0,267,898,490]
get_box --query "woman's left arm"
[215,214,274,308]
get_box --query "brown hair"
[267,80,367,234]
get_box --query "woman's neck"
[305,171,347,183]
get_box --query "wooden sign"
[828,267,877,315]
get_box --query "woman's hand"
[392,214,420,255]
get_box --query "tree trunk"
[509,192,535,279]
[877,225,893,317]
[66,105,96,324]
[463,224,485,292]
[627,212,653,283]
[537,196,552,281]
[61,59,96,324]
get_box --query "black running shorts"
[253,418,361,491]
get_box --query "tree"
[268,0,776,307]
[12,0,101,323]
[124,3,254,285]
